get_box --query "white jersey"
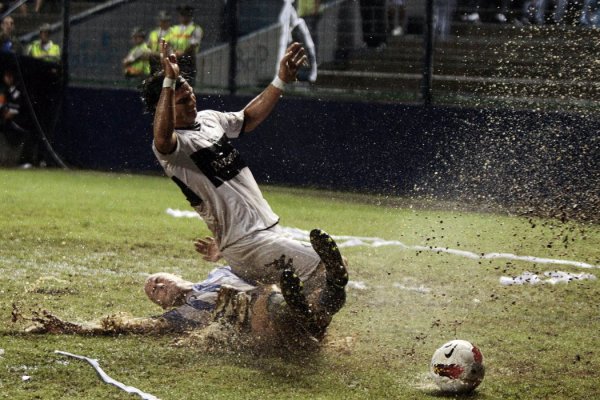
[153,110,279,249]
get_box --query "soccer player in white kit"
[141,40,348,339]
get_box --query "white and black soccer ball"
[430,339,485,393]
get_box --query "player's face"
[174,81,197,126]
[144,273,192,309]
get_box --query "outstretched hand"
[160,39,179,78]
[194,236,222,262]
[278,42,307,83]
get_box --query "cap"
[176,5,194,17]
[157,10,171,21]
[39,23,51,33]
[131,27,146,38]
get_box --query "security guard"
[122,27,151,78]
[26,24,60,63]
[147,10,172,74]
[148,10,172,52]
[167,5,203,86]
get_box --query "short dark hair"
[176,5,194,17]
[140,71,185,115]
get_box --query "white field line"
[165,209,600,270]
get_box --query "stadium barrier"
[57,86,598,221]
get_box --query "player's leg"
[279,229,349,338]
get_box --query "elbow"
[243,113,258,132]
[243,121,257,133]
[154,134,176,154]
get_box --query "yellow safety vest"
[167,23,202,53]
[148,28,170,52]
[124,43,151,77]
[27,40,61,62]
[297,0,318,17]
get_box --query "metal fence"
[8,0,600,112]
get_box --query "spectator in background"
[297,0,321,36]
[295,0,321,80]
[148,10,172,74]
[122,27,151,79]
[580,0,600,26]
[514,0,536,24]
[26,24,60,63]
[1,16,23,54]
[0,1,27,15]
[434,0,457,39]
[167,5,203,87]
[387,0,406,36]
[0,70,21,128]
[33,0,60,14]
[534,0,567,25]
[460,0,510,23]
[0,69,38,168]
[359,0,387,49]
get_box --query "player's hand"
[160,39,179,79]
[194,236,222,262]
[278,42,307,83]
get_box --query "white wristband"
[163,77,176,89]
[271,76,287,91]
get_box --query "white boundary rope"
[55,351,160,400]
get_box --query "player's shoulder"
[197,109,221,121]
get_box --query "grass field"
[1,168,599,399]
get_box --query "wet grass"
[1,168,599,399]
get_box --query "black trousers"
[359,0,387,48]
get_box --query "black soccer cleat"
[280,266,327,340]
[310,229,349,288]
[280,266,311,317]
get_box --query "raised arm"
[153,40,178,154]
[242,42,307,132]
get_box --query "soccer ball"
[430,339,485,393]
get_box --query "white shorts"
[221,225,321,285]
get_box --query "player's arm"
[242,42,307,132]
[153,40,178,154]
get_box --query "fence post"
[422,0,434,106]
[61,0,70,93]
[227,0,239,95]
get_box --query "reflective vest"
[167,23,202,53]
[297,0,318,17]
[124,43,151,77]
[27,40,61,62]
[148,28,170,52]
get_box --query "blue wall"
[59,86,599,221]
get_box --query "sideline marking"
[165,208,599,270]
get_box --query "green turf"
[1,169,598,399]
